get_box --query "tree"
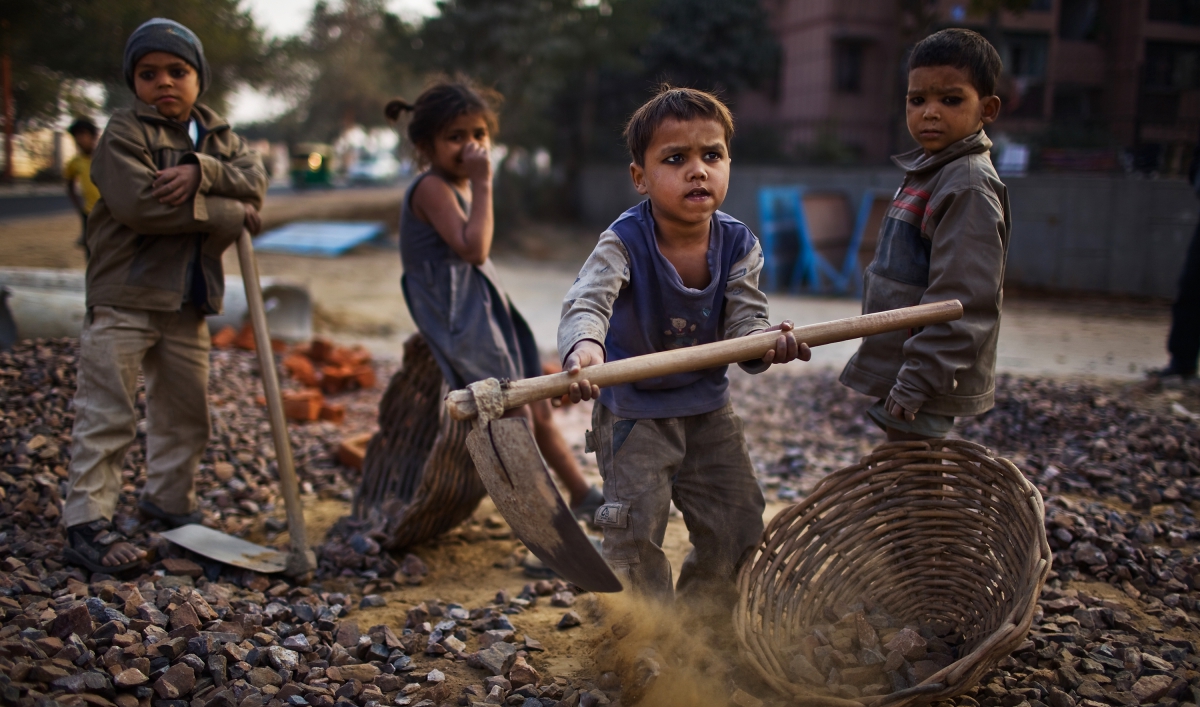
[3,0,268,126]
[640,0,778,95]
[408,0,778,219]
[416,0,623,152]
[264,0,422,144]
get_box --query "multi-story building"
[742,0,1200,172]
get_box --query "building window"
[1003,32,1049,79]
[1059,0,1099,40]
[1142,42,1200,124]
[1149,0,1200,25]
[834,40,864,94]
[1144,42,1200,91]
[1052,85,1103,120]
[998,32,1049,118]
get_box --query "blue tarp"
[253,221,389,257]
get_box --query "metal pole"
[236,229,315,576]
[2,50,12,183]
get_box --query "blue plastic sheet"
[253,221,388,257]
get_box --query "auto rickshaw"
[289,143,334,188]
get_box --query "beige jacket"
[86,100,267,314]
[840,131,1010,417]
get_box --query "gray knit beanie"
[123,18,211,95]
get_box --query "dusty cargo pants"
[64,305,210,527]
[591,402,765,611]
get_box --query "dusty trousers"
[590,401,765,611]
[64,305,211,527]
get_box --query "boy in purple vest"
[556,87,808,609]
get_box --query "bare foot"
[104,541,147,567]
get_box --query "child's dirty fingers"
[798,343,812,361]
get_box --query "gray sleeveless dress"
[399,173,541,390]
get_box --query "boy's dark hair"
[624,86,734,166]
[68,117,97,137]
[909,28,1002,97]
[385,79,501,163]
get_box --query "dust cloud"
[585,592,749,705]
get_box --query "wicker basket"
[735,440,1052,707]
[354,334,486,550]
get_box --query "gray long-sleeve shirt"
[558,228,773,375]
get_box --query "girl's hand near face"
[461,141,492,183]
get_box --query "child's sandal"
[137,499,202,528]
[64,520,143,575]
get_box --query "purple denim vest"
[600,200,758,419]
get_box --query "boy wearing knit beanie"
[63,18,268,573]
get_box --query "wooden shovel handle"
[236,229,313,575]
[445,299,963,421]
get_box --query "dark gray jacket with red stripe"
[840,130,1010,417]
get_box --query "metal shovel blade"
[466,417,622,593]
[160,524,288,574]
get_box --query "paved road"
[0,193,73,221]
[0,183,314,222]
[490,258,1172,380]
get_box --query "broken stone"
[475,642,518,676]
[1131,674,1173,704]
[114,668,150,688]
[883,628,926,661]
[557,611,581,629]
[507,656,539,688]
[154,663,197,700]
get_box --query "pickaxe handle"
[445,299,963,422]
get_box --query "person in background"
[385,81,604,529]
[1153,141,1200,381]
[64,117,100,256]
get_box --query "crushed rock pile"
[4,344,1200,707]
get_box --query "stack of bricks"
[230,335,376,423]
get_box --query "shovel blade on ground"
[160,524,288,573]
[466,417,622,593]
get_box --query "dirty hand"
[759,320,810,365]
[554,340,604,407]
[243,203,262,236]
[462,142,492,182]
[885,394,917,422]
[152,164,201,206]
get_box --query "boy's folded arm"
[193,135,268,208]
[558,230,630,365]
[892,187,1007,411]
[723,241,773,374]
[93,117,244,239]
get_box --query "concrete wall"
[578,164,1196,299]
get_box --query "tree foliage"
[3,0,268,126]
[641,0,778,94]
[261,0,422,143]
[413,0,777,158]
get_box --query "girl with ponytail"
[389,80,602,522]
